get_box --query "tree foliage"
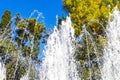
[63,0,120,79]
[0,10,46,80]
[63,0,120,36]
[15,15,46,60]
[1,10,12,28]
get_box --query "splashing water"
[101,7,120,80]
[1,7,120,80]
[0,10,80,80]
[39,17,80,80]
[0,59,6,80]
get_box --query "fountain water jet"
[0,59,6,80]
[39,16,80,80]
[1,6,120,80]
[101,7,120,80]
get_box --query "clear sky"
[0,0,68,60]
[0,0,67,28]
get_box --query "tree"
[15,17,46,60]
[63,0,120,36]
[1,10,12,28]
[63,0,120,79]
[12,13,46,79]
[0,11,46,79]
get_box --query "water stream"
[39,16,80,80]
[101,7,120,80]
[0,59,6,80]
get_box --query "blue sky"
[0,0,67,27]
[0,0,68,60]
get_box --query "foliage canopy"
[63,0,120,36]
[0,10,46,79]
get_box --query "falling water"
[0,59,6,80]
[1,7,120,80]
[39,17,80,80]
[101,7,120,80]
